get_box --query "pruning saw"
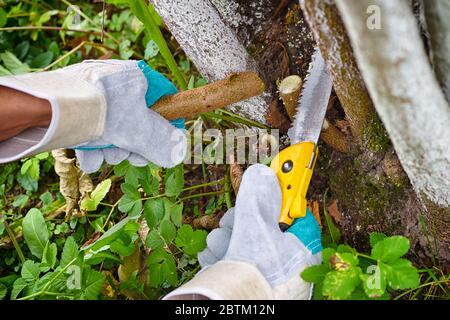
[271,49,333,231]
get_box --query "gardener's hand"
[165,164,322,300]
[0,60,187,170]
[72,60,186,173]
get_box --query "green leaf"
[369,232,387,247]
[168,202,183,227]
[160,220,176,243]
[371,236,410,262]
[0,51,30,74]
[21,260,40,282]
[16,172,38,192]
[145,230,164,250]
[144,198,164,229]
[15,41,30,60]
[110,239,136,257]
[322,248,336,267]
[361,266,387,299]
[165,165,184,197]
[12,194,29,208]
[0,8,7,28]
[61,237,79,268]
[119,39,134,59]
[144,39,159,59]
[118,183,142,216]
[30,52,54,69]
[41,242,57,270]
[175,225,207,256]
[11,278,28,300]
[81,179,111,211]
[337,244,357,255]
[141,174,159,195]
[22,209,49,259]
[83,269,105,300]
[0,283,6,300]
[0,220,4,236]
[301,264,329,284]
[0,65,12,76]
[330,252,359,271]
[147,248,178,287]
[322,267,362,300]
[382,259,420,290]
[82,216,139,252]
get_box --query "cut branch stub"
[278,75,303,120]
[320,119,349,154]
[152,72,265,120]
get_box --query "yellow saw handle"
[270,142,318,231]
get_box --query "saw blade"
[289,48,333,145]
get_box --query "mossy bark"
[299,0,381,150]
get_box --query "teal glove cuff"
[286,209,322,254]
[137,60,185,129]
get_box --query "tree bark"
[335,0,450,261]
[299,0,378,148]
[150,0,271,124]
[423,0,450,103]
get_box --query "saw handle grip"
[270,142,318,230]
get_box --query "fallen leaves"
[327,199,342,224]
[52,149,93,219]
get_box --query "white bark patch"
[336,0,450,207]
[150,0,270,124]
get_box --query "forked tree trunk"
[335,0,450,261]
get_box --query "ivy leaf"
[145,230,164,250]
[80,179,112,211]
[22,209,49,259]
[60,237,79,268]
[21,260,41,283]
[371,236,409,262]
[322,267,362,300]
[144,198,164,229]
[160,220,176,243]
[164,165,184,197]
[301,264,329,284]
[369,232,387,247]
[175,225,207,256]
[83,269,105,300]
[382,259,420,290]
[118,183,142,216]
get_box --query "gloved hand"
[75,61,184,173]
[0,59,186,167]
[165,164,322,300]
[74,60,186,173]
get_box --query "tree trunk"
[335,0,450,262]
[150,0,270,124]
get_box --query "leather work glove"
[0,60,187,169]
[74,60,186,173]
[164,164,322,300]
